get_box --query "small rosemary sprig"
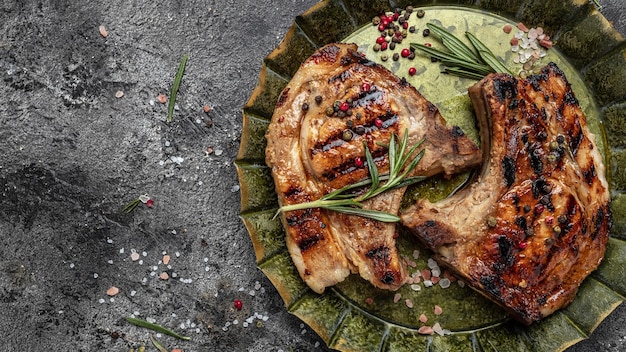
[275,131,425,223]
[411,23,513,78]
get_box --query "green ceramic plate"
[236,1,626,351]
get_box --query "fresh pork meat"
[265,43,481,293]
[401,63,611,324]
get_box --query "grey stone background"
[0,0,623,351]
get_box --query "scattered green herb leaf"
[411,23,513,79]
[274,131,425,222]
[168,53,188,122]
[122,198,142,213]
[126,317,191,341]
[149,334,169,352]
[122,194,151,213]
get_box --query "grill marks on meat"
[265,43,481,294]
[401,63,611,324]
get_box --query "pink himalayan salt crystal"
[419,314,428,323]
[433,323,445,336]
[434,305,443,315]
[394,293,402,303]
[517,22,529,32]
[418,326,434,335]
[503,24,513,34]
[405,299,414,308]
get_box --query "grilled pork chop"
[265,43,481,293]
[401,63,611,324]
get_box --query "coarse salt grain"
[98,298,105,304]
[419,314,428,323]
[93,273,99,279]
[423,280,433,287]
[439,278,451,288]
[405,299,414,308]
[115,90,124,98]
[433,323,445,336]
[410,284,421,291]
[119,248,124,254]
[517,22,529,32]
[160,272,169,280]
[418,326,434,335]
[163,255,171,265]
[393,293,402,303]
[130,290,136,297]
[99,25,108,38]
[434,305,443,315]
[412,249,420,259]
[130,252,140,261]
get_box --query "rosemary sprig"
[126,317,191,341]
[275,131,425,223]
[168,53,188,122]
[411,23,513,78]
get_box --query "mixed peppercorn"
[370,6,430,77]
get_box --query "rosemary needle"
[275,131,425,222]
[167,53,188,122]
[126,317,191,341]
[149,334,169,352]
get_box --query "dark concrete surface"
[0,1,623,351]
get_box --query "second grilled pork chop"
[402,63,611,324]
[265,43,481,293]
